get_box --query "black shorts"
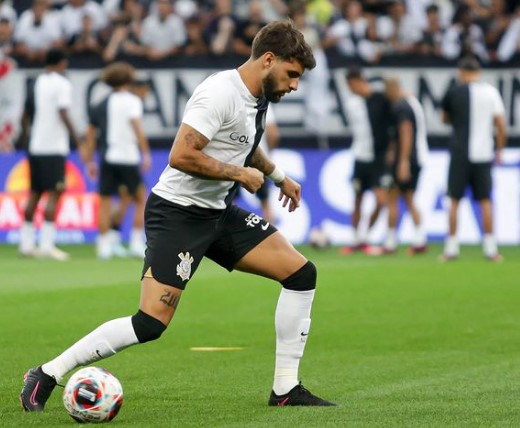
[448,160,492,201]
[100,162,143,196]
[352,158,390,193]
[28,155,66,193]
[142,192,278,290]
[392,162,421,192]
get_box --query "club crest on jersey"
[177,252,194,281]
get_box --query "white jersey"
[106,91,142,165]
[29,72,73,156]
[152,69,267,209]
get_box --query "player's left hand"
[141,152,152,172]
[397,159,411,182]
[277,176,301,212]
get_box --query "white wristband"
[267,166,286,184]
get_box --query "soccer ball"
[308,227,331,250]
[63,367,123,423]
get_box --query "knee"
[131,310,167,343]
[281,261,317,291]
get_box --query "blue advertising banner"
[0,149,519,246]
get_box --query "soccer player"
[18,49,80,261]
[83,62,151,260]
[440,56,507,261]
[382,78,429,255]
[21,21,335,409]
[341,68,392,255]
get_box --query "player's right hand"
[240,167,264,193]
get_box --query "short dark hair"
[426,4,439,14]
[458,56,481,71]
[346,67,364,80]
[101,62,135,88]
[251,20,316,70]
[45,48,67,66]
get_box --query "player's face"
[262,59,304,103]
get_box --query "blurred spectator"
[324,0,380,63]
[141,0,186,60]
[233,0,266,56]
[69,13,103,54]
[442,4,488,61]
[182,15,208,55]
[0,53,20,153]
[306,0,334,29]
[417,4,444,57]
[60,0,108,44]
[204,0,239,55]
[497,5,520,61]
[481,0,511,59]
[376,0,422,55]
[0,17,13,56]
[0,0,16,25]
[102,1,145,61]
[13,0,63,63]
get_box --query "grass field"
[1,244,520,427]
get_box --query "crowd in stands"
[1,0,519,65]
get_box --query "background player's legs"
[367,187,387,230]
[41,276,178,383]
[234,232,314,396]
[480,199,499,259]
[108,189,131,257]
[97,196,114,259]
[403,189,427,251]
[260,198,274,225]
[129,184,147,257]
[19,191,41,256]
[383,186,400,252]
[38,189,67,259]
[443,198,460,259]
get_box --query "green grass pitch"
[1,244,520,427]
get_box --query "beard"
[262,71,285,103]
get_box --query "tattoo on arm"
[179,129,244,180]
[250,148,274,175]
[159,290,181,309]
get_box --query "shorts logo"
[177,252,194,281]
[245,212,262,228]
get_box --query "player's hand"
[277,176,301,212]
[240,167,264,193]
[141,152,152,172]
[86,161,98,181]
[397,159,411,182]
[494,150,503,166]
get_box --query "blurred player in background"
[21,21,335,410]
[83,62,151,260]
[18,48,80,261]
[383,78,429,255]
[440,56,507,261]
[341,68,392,255]
[0,53,20,153]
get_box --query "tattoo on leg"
[159,289,181,309]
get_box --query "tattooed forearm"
[184,130,208,150]
[159,290,181,309]
[250,147,275,175]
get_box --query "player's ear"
[262,52,276,70]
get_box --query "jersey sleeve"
[182,83,231,141]
[128,96,143,120]
[491,87,505,117]
[393,102,414,124]
[57,80,73,109]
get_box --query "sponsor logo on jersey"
[176,252,194,281]
[229,132,249,144]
